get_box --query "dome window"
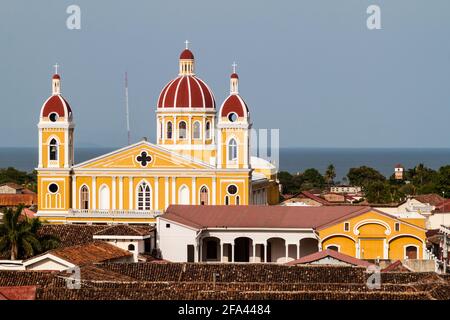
[228,112,238,122]
[49,113,59,122]
[48,183,59,194]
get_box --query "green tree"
[0,206,59,260]
[324,164,336,186]
[300,168,326,190]
[365,181,391,204]
[347,166,386,190]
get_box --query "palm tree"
[0,205,59,260]
[325,164,336,186]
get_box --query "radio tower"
[125,72,131,145]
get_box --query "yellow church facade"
[36,47,279,224]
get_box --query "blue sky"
[1,0,449,148]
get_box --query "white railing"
[68,209,162,218]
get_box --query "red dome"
[180,49,194,59]
[231,73,239,79]
[52,74,60,80]
[40,95,72,118]
[157,76,215,108]
[220,94,248,118]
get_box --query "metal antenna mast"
[125,72,131,145]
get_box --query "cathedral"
[36,45,280,224]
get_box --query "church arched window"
[49,138,58,161]
[179,185,190,204]
[228,138,238,161]
[178,121,187,139]
[80,185,89,210]
[167,121,173,139]
[205,121,211,140]
[200,186,209,205]
[193,121,201,140]
[137,181,151,210]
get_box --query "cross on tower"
[232,62,237,73]
[53,63,59,74]
[136,151,152,166]
[185,40,190,49]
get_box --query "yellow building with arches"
[318,209,427,260]
[36,46,279,224]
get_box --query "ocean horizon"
[0,147,449,181]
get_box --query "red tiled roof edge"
[286,249,372,267]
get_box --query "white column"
[165,177,169,209]
[154,176,159,210]
[171,177,176,204]
[285,244,289,263]
[191,177,196,205]
[252,242,256,263]
[231,243,235,263]
[71,176,76,209]
[383,239,389,259]
[118,176,123,210]
[355,241,360,259]
[195,244,199,263]
[212,177,216,205]
[297,243,300,260]
[92,176,97,210]
[129,177,133,210]
[220,243,224,263]
[112,176,116,210]
[266,241,270,263]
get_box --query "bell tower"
[38,64,74,169]
[217,64,251,169]
[37,65,75,217]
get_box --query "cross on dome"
[232,62,237,73]
[184,40,190,49]
[53,63,59,74]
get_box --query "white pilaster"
[171,176,176,205]
[64,130,69,168]
[154,176,159,210]
[202,115,206,144]
[191,177,196,205]
[165,177,169,209]
[112,176,116,210]
[129,177,133,210]
[92,176,97,210]
[38,129,43,168]
[173,115,177,143]
[118,176,123,209]
[71,175,76,209]
[212,177,216,205]
[161,116,165,144]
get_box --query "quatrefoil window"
[136,151,152,167]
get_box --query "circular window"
[227,185,238,195]
[228,112,238,122]
[48,183,59,193]
[49,113,59,122]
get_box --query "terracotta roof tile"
[43,241,132,266]
[286,249,372,267]
[94,225,154,237]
